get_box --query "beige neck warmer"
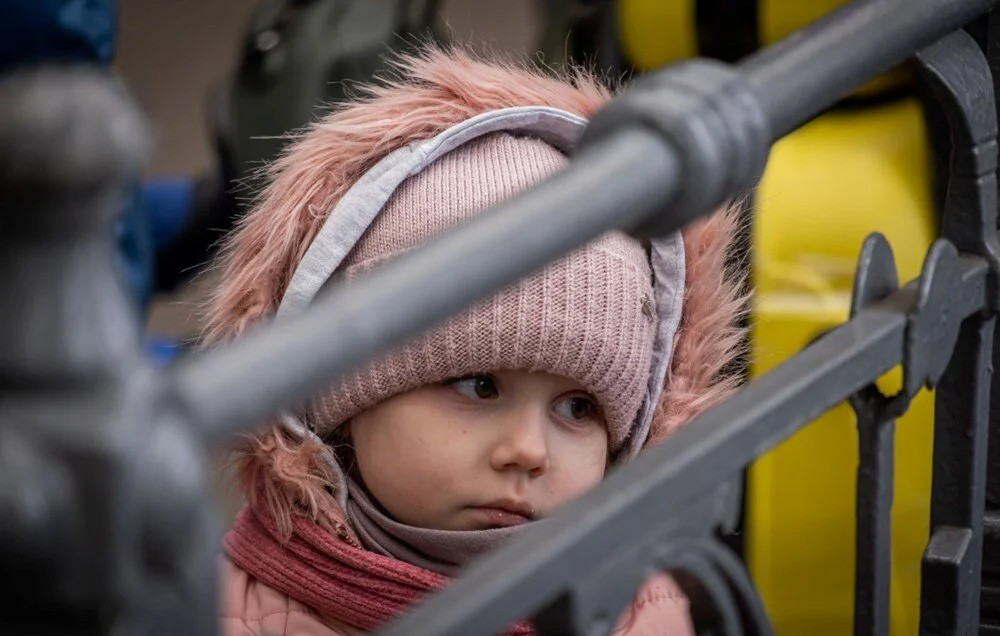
[346,477,530,576]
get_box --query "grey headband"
[276,105,685,460]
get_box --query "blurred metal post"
[0,67,218,636]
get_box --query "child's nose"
[489,410,549,478]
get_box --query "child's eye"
[553,395,602,424]
[450,374,499,399]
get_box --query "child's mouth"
[468,502,534,528]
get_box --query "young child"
[208,45,746,636]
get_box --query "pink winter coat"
[219,556,695,636]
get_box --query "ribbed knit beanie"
[308,131,657,453]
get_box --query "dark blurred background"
[119,0,542,340]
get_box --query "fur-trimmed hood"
[206,45,747,536]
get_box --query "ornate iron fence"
[1,0,999,634]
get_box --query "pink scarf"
[224,504,534,635]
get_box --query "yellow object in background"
[749,98,936,635]
[618,0,852,70]
[757,0,911,97]
[611,3,938,632]
[758,0,847,43]
[617,0,696,70]
[617,0,910,96]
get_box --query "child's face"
[347,369,608,531]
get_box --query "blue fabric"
[142,177,196,250]
[115,189,156,314]
[0,0,116,72]
[0,0,204,366]
[146,336,184,365]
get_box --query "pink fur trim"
[230,425,359,545]
[646,204,750,444]
[204,45,611,345]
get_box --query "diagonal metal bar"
[740,0,1000,138]
[375,257,989,636]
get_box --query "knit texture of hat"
[309,132,656,452]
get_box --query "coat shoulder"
[218,556,364,636]
[614,572,695,636]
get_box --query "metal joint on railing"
[579,60,771,238]
[848,235,907,419]
[903,240,967,396]
[848,234,969,419]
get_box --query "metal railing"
[1,0,999,634]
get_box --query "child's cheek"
[412,427,480,493]
[547,435,607,509]
[561,464,603,503]
[376,419,479,522]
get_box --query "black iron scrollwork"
[914,28,1000,635]
[531,488,773,636]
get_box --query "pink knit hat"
[305,131,658,453]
